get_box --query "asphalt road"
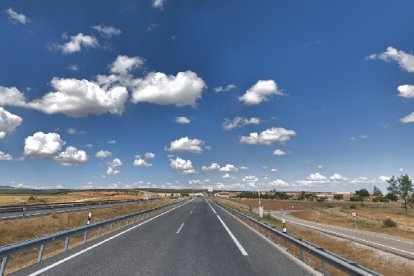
[13,198,312,276]
[271,210,414,260]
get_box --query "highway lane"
[271,210,414,260]
[13,197,313,276]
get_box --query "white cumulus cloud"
[273,149,286,156]
[0,107,22,139]
[307,172,327,181]
[23,132,88,166]
[166,137,204,153]
[223,117,260,130]
[219,164,238,172]
[0,151,12,161]
[92,24,122,38]
[0,78,128,118]
[110,55,144,75]
[54,146,88,166]
[240,127,296,145]
[6,8,29,24]
[144,152,155,159]
[169,157,195,174]
[29,78,128,117]
[152,0,166,9]
[107,158,122,175]
[369,46,414,73]
[329,173,348,181]
[239,80,283,105]
[202,163,221,171]
[398,85,414,98]
[24,132,64,158]
[133,155,152,167]
[270,179,289,187]
[401,112,414,123]
[95,150,112,159]
[175,116,190,124]
[214,84,236,93]
[0,86,26,106]
[131,71,206,107]
[58,33,99,54]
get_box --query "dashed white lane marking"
[176,223,185,234]
[28,201,190,276]
[207,200,248,256]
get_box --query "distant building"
[215,192,230,198]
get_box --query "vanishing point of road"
[13,198,313,276]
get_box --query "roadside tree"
[355,189,370,198]
[387,174,414,215]
[372,185,383,197]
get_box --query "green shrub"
[350,195,363,202]
[383,218,397,227]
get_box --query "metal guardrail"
[0,198,159,213]
[0,199,185,276]
[212,200,381,276]
[0,198,160,221]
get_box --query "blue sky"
[1,0,414,192]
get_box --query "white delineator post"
[87,212,92,225]
[259,206,264,218]
[282,219,287,233]
[258,188,263,218]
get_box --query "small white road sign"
[351,212,357,217]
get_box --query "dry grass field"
[217,198,414,275]
[0,191,143,205]
[0,198,175,247]
[228,198,414,239]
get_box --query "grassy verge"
[292,209,414,240]
[229,198,414,240]
[1,199,179,275]
[216,198,414,275]
[0,199,175,246]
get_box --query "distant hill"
[0,186,15,189]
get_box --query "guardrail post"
[83,231,88,244]
[22,207,26,219]
[109,223,113,233]
[37,244,45,263]
[98,226,102,237]
[322,261,330,276]
[299,247,305,261]
[64,237,70,252]
[0,256,8,276]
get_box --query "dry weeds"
[0,199,174,247]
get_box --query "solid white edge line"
[216,215,248,256]
[28,201,190,276]
[206,200,217,214]
[176,223,185,234]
